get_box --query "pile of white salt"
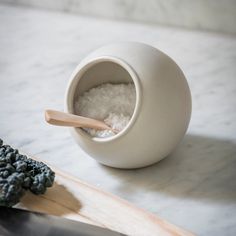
[75,83,136,138]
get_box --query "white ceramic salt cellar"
[65,42,191,169]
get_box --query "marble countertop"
[1,4,236,236]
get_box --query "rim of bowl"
[65,56,142,143]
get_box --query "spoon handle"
[45,110,112,130]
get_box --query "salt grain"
[75,83,136,138]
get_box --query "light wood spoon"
[45,109,114,131]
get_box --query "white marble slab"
[0,5,236,235]
[1,0,236,34]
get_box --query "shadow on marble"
[101,134,236,203]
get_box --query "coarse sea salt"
[75,83,136,138]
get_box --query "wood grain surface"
[16,156,194,236]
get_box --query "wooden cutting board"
[16,155,194,236]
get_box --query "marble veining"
[0,5,236,235]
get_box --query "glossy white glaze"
[0,5,236,235]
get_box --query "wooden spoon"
[45,109,114,131]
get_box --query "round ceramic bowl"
[65,42,191,169]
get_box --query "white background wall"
[1,0,236,34]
